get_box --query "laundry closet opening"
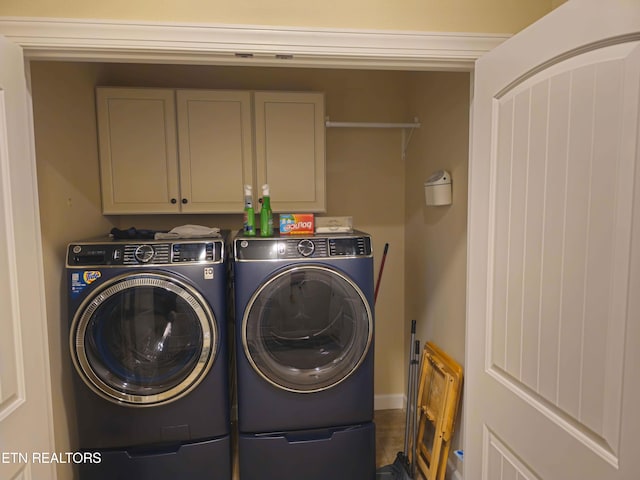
[30,60,470,475]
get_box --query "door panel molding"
[496,35,640,98]
[483,426,541,480]
[487,366,618,467]
[9,463,31,480]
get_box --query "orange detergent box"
[279,214,315,235]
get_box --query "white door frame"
[0,17,507,70]
[0,36,57,480]
[0,14,508,476]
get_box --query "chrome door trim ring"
[69,271,216,407]
[241,264,373,393]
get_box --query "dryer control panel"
[234,233,372,261]
[67,240,223,266]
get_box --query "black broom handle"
[374,243,389,305]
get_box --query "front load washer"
[66,237,231,480]
[233,231,376,480]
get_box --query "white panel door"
[467,1,640,479]
[0,36,55,479]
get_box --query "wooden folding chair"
[415,342,463,480]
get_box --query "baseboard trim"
[447,457,463,480]
[374,393,404,410]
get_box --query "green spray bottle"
[259,184,273,237]
[243,184,256,236]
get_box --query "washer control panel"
[297,239,315,257]
[134,244,156,263]
[235,233,372,260]
[67,240,222,266]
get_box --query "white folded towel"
[154,225,221,240]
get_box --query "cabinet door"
[254,92,326,212]
[176,90,254,213]
[96,87,180,214]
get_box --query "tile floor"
[376,408,430,479]
[374,408,407,468]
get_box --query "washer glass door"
[243,265,372,393]
[71,272,216,406]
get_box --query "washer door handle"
[284,429,334,443]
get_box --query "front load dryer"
[66,237,231,480]
[232,231,376,480]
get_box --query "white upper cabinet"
[96,87,326,215]
[96,87,181,214]
[176,89,253,213]
[254,91,326,212]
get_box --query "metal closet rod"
[325,118,421,129]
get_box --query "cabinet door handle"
[182,198,188,204]
[171,198,177,204]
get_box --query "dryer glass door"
[71,272,216,406]
[243,265,372,393]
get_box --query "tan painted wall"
[31,61,410,478]
[1,0,553,34]
[405,71,471,461]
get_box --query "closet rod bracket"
[324,116,420,159]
